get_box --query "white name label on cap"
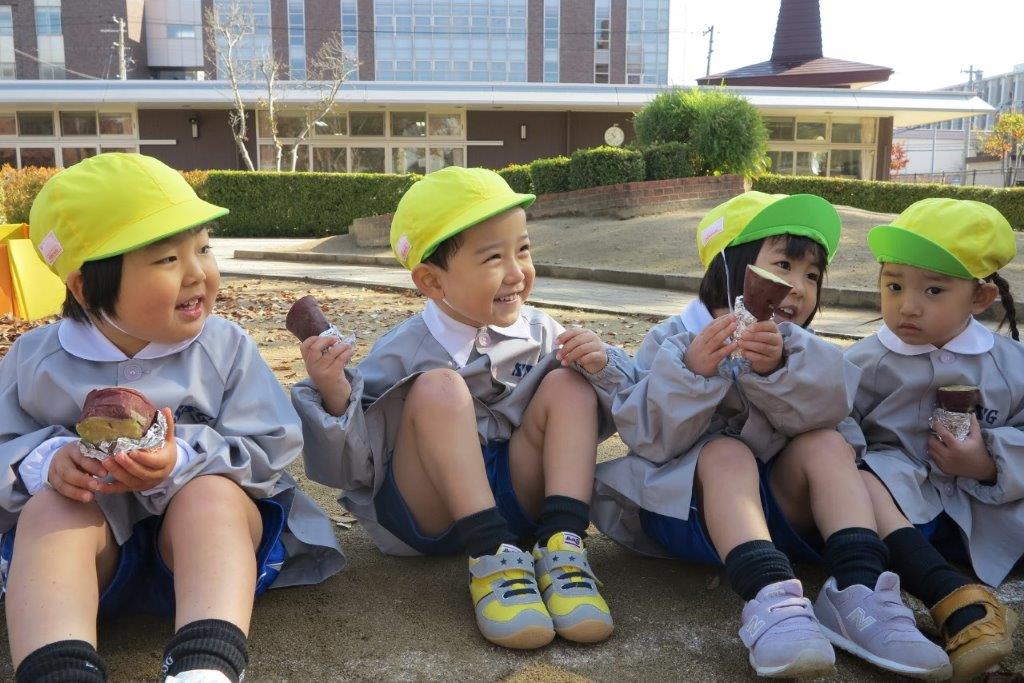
[701,216,725,246]
[38,231,64,265]
[395,234,412,262]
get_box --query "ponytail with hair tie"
[986,272,1019,341]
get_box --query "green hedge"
[568,146,645,190]
[203,171,419,237]
[529,156,572,195]
[643,142,694,181]
[752,174,1024,230]
[497,164,534,194]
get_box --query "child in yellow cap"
[293,166,635,649]
[593,191,950,679]
[0,154,343,682]
[843,198,1020,680]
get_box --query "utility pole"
[101,16,128,79]
[961,64,983,185]
[703,25,714,77]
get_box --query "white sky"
[668,0,1024,91]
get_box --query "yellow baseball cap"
[29,153,228,282]
[696,191,841,269]
[390,166,535,269]
[868,198,1015,279]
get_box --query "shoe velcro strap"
[469,550,536,579]
[738,597,812,649]
[930,584,999,627]
[537,549,595,579]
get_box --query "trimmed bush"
[203,171,419,237]
[530,156,572,195]
[568,146,645,190]
[498,164,534,194]
[1,165,62,223]
[180,169,210,200]
[752,174,1024,230]
[643,142,695,181]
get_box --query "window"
[98,113,133,136]
[795,151,828,176]
[0,148,14,167]
[350,112,385,136]
[34,6,62,36]
[796,121,827,141]
[315,114,348,136]
[391,112,426,137]
[17,112,54,136]
[625,0,668,84]
[341,0,359,61]
[594,0,610,83]
[60,111,97,136]
[214,0,272,79]
[427,113,463,137]
[764,117,796,141]
[313,147,348,172]
[767,150,794,175]
[287,0,306,79]
[0,6,11,37]
[351,147,385,172]
[259,112,307,138]
[543,0,559,83]
[100,146,137,154]
[428,147,464,172]
[61,147,97,167]
[392,146,427,174]
[167,24,197,39]
[828,150,862,179]
[20,147,56,167]
[0,6,14,80]
[0,114,15,136]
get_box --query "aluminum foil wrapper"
[930,408,971,442]
[78,410,167,461]
[320,324,356,346]
[729,295,757,361]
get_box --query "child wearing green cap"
[0,153,344,683]
[593,191,949,679]
[293,166,635,650]
[841,198,1021,680]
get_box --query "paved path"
[213,238,884,339]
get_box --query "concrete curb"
[232,248,883,310]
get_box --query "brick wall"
[528,175,745,219]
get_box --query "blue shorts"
[0,497,288,618]
[639,458,823,566]
[374,440,537,555]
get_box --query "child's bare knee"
[787,429,855,467]
[697,438,757,483]
[18,487,104,534]
[538,368,597,406]
[407,368,472,409]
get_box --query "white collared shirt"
[421,299,533,368]
[18,319,200,496]
[877,318,994,357]
[679,299,714,336]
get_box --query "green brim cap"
[733,193,842,263]
[868,226,973,279]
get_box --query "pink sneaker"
[740,579,836,678]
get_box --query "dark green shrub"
[751,174,1024,230]
[643,142,695,181]
[568,146,645,190]
[530,156,572,194]
[498,164,534,194]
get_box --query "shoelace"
[557,570,595,591]
[499,577,538,599]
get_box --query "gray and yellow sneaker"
[468,543,555,649]
[532,532,614,643]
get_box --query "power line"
[12,47,103,80]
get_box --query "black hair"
[421,232,465,270]
[698,234,828,328]
[986,271,1019,341]
[61,254,122,323]
[59,225,212,324]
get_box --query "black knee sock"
[15,640,106,683]
[454,506,517,558]
[535,495,590,546]
[823,527,889,590]
[161,619,248,683]
[724,540,796,601]
[884,527,986,637]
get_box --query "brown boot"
[930,584,1019,682]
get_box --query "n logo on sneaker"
[743,615,767,639]
[846,607,876,631]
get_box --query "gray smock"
[593,300,861,557]
[292,301,635,556]
[0,316,345,588]
[839,320,1024,586]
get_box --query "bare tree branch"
[204,2,256,171]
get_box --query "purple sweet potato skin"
[743,266,792,321]
[287,295,331,341]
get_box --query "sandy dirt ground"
[304,202,1024,297]
[0,277,1020,682]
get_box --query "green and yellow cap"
[390,166,535,269]
[868,198,1015,279]
[696,191,841,269]
[29,153,228,283]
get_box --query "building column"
[527,0,543,82]
[876,116,894,181]
[357,0,375,80]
